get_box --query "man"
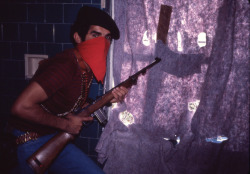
[9,6,128,174]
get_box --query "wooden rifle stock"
[27,57,161,173]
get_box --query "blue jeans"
[11,129,104,174]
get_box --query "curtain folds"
[96,0,249,173]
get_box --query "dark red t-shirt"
[10,49,92,133]
[33,49,84,115]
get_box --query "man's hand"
[111,86,129,103]
[64,113,93,135]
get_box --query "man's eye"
[105,35,112,41]
[92,33,98,38]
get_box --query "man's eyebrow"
[90,31,101,35]
[90,30,111,38]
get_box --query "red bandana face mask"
[76,37,110,84]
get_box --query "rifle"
[27,57,161,174]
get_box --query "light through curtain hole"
[187,99,200,122]
[197,32,206,47]
[177,31,183,52]
[142,30,150,46]
[142,30,157,46]
[119,110,135,127]
[188,100,200,112]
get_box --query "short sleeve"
[32,50,77,98]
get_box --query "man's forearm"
[11,103,69,131]
[10,81,73,132]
